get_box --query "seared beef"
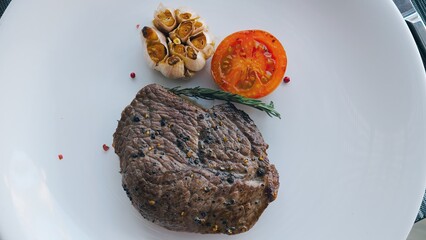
[113,84,279,235]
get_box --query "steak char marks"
[113,84,279,235]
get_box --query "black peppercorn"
[226,175,234,184]
[256,167,265,177]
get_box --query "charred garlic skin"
[141,4,215,79]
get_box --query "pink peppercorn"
[283,76,290,83]
[103,144,110,151]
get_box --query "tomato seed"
[283,76,291,83]
[58,154,63,160]
[130,72,136,78]
[103,144,110,151]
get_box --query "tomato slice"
[211,30,287,98]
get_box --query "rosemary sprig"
[167,86,281,119]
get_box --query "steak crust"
[113,84,279,235]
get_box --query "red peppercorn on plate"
[1,0,426,239]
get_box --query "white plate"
[1,0,426,239]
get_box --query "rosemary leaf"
[167,86,281,119]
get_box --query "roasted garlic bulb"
[141,4,215,79]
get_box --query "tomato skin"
[211,30,287,98]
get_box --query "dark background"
[0,0,11,18]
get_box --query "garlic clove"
[169,20,194,44]
[174,8,205,35]
[141,26,167,43]
[188,31,215,59]
[141,26,159,42]
[182,46,206,71]
[191,19,207,35]
[153,3,177,34]
[141,26,168,69]
[168,42,186,56]
[175,8,198,24]
[157,55,185,79]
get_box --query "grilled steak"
[113,84,279,235]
